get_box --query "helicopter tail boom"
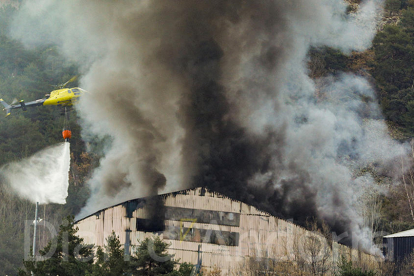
[0,99,11,117]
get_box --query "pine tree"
[130,236,178,276]
[89,231,129,276]
[18,216,94,276]
[336,255,376,276]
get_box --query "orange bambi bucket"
[62,130,72,140]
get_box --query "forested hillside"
[0,6,94,275]
[308,0,414,234]
[308,0,414,237]
[1,0,414,275]
[373,6,414,136]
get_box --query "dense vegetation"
[1,0,414,274]
[372,5,414,135]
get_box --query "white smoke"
[0,142,70,204]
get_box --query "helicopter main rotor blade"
[61,76,78,88]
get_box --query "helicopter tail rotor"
[0,99,12,117]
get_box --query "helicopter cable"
[62,107,72,142]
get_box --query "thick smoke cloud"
[10,0,407,251]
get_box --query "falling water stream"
[0,142,70,204]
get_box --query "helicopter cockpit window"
[68,89,71,93]
[72,88,80,95]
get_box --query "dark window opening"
[136,218,165,233]
[164,207,240,227]
[164,225,239,246]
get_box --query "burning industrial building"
[75,187,379,274]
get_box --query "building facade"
[75,187,379,274]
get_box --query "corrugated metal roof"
[384,229,414,238]
[75,187,275,223]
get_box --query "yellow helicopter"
[0,76,85,117]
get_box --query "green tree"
[400,8,414,35]
[177,262,194,276]
[336,256,376,276]
[18,216,94,276]
[385,0,408,14]
[131,236,178,276]
[308,46,350,78]
[88,246,106,276]
[371,13,414,132]
[372,25,414,93]
[0,220,24,275]
[89,231,129,276]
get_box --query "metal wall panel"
[384,236,414,262]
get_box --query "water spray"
[0,142,71,204]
